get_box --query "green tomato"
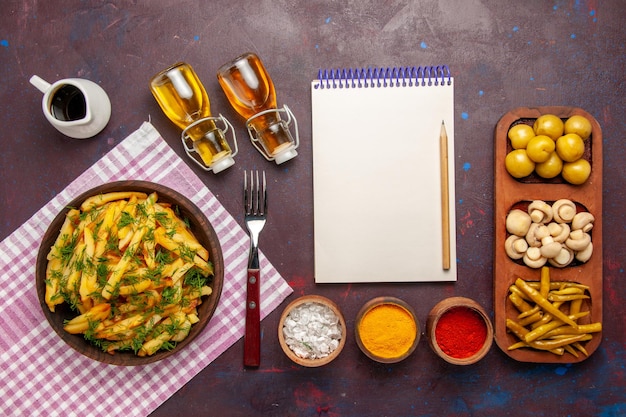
[526,135,556,163]
[508,124,535,149]
[505,149,535,178]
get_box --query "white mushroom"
[536,224,550,240]
[548,246,575,267]
[552,199,577,223]
[526,223,549,248]
[565,229,592,252]
[571,212,595,233]
[547,222,570,243]
[525,223,542,247]
[523,247,547,268]
[528,200,553,224]
[575,241,594,263]
[506,209,532,237]
[541,235,554,246]
[505,235,528,260]
[541,241,563,258]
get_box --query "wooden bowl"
[494,107,603,363]
[278,295,346,367]
[354,297,420,364]
[426,297,493,365]
[35,181,224,366]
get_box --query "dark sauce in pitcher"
[50,85,87,121]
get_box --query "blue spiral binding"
[315,65,451,89]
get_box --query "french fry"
[154,203,209,260]
[160,258,184,281]
[64,303,111,334]
[44,258,64,312]
[171,318,192,342]
[116,290,161,314]
[80,191,148,212]
[137,312,188,356]
[102,226,147,300]
[118,279,153,296]
[118,205,139,250]
[142,193,158,269]
[169,232,209,261]
[170,262,195,285]
[138,332,171,357]
[154,227,213,276]
[63,241,86,310]
[95,314,148,340]
[46,209,79,262]
[78,225,98,310]
[93,201,122,259]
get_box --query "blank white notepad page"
[312,72,456,283]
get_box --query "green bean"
[515,278,578,328]
[548,294,590,302]
[507,267,601,358]
[528,334,587,350]
[518,305,541,319]
[525,312,589,342]
[506,319,529,340]
[542,322,601,339]
[526,281,590,291]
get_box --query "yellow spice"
[358,303,417,358]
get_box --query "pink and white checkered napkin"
[0,122,293,417]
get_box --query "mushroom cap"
[565,230,592,252]
[552,199,577,223]
[548,246,575,267]
[505,235,528,260]
[572,212,595,232]
[575,241,594,263]
[506,209,532,237]
[528,200,553,223]
[540,241,562,258]
[523,247,547,268]
[547,222,570,243]
[525,223,543,247]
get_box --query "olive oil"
[217,53,297,163]
[150,62,234,172]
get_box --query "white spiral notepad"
[311,66,456,283]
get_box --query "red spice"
[435,306,487,359]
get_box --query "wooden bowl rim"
[354,296,421,364]
[277,295,347,367]
[35,180,224,366]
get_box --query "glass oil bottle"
[150,62,237,173]
[217,52,299,164]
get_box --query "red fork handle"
[244,268,261,367]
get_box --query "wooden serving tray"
[493,106,603,363]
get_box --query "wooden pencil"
[440,120,451,270]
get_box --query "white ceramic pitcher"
[30,75,111,139]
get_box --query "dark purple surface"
[1,1,624,416]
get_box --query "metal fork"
[243,170,267,367]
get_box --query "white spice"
[282,302,342,360]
